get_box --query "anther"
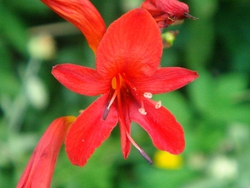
[155,101,162,109]
[138,149,153,165]
[139,108,147,115]
[125,131,152,165]
[143,92,153,99]
[139,98,147,115]
[79,110,84,114]
[168,16,174,22]
[183,12,198,20]
[103,107,110,120]
[103,90,118,120]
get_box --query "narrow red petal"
[131,67,198,94]
[52,64,110,96]
[119,101,132,159]
[41,0,106,53]
[129,98,185,154]
[119,121,131,159]
[17,116,75,188]
[96,8,162,80]
[65,93,118,166]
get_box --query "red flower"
[17,116,75,188]
[41,0,106,53]
[141,0,197,28]
[52,8,198,167]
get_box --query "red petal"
[132,67,198,94]
[118,101,132,159]
[129,98,185,154]
[52,64,110,96]
[41,0,106,53]
[65,93,118,166]
[96,8,162,80]
[17,116,75,188]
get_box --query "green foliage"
[0,0,250,187]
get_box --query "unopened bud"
[28,33,56,60]
[26,76,48,109]
[161,31,179,48]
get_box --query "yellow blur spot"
[154,150,183,169]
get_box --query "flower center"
[104,74,162,120]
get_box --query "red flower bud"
[141,0,197,28]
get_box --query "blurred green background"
[1,0,250,187]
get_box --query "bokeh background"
[1,0,250,187]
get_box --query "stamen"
[183,12,198,20]
[143,92,153,99]
[107,90,117,109]
[79,110,84,114]
[155,101,162,109]
[138,149,153,165]
[103,107,110,120]
[139,108,147,115]
[125,131,153,165]
[139,98,147,115]
[103,88,118,120]
[168,16,175,22]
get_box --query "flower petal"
[17,116,75,188]
[118,101,132,159]
[41,0,106,53]
[52,63,110,96]
[129,98,185,154]
[96,8,162,80]
[131,67,198,94]
[65,93,118,166]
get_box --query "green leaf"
[0,6,28,55]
